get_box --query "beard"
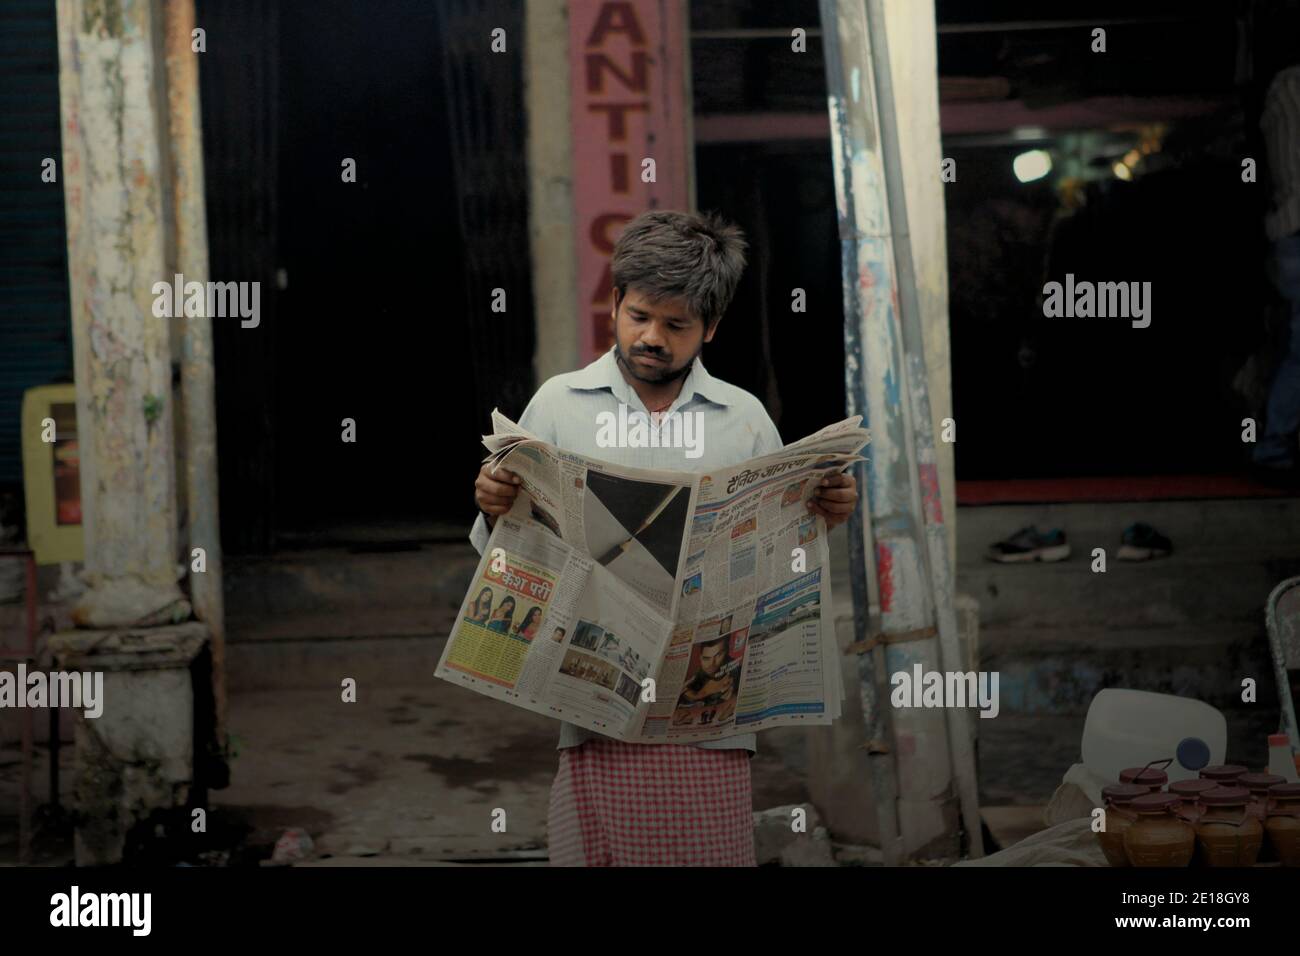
[614,340,699,385]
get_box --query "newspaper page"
[436,432,698,739]
[628,436,867,742]
[435,414,869,743]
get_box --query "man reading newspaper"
[468,211,858,866]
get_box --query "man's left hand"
[807,473,858,532]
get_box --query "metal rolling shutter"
[0,1,73,486]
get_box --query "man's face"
[699,640,728,677]
[612,287,717,385]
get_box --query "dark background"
[187,0,1300,545]
[9,0,1294,552]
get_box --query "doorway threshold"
[274,520,473,551]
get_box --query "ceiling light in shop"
[1013,150,1052,183]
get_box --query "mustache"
[630,347,669,359]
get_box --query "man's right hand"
[475,463,521,526]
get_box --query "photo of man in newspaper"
[673,629,747,728]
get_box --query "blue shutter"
[0,1,73,484]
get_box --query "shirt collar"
[568,346,732,409]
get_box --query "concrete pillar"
[821,0,960,862]
[48,624,207,866]
[55,0,190,628]
[525,0,580,384]
[163,0,227,758]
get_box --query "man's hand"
[807,472,858,532]
[475,463,521,526]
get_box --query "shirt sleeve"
[469,511,491,556]
[468,380,561,556]
[516,379,558,441]
[751,401,784,457]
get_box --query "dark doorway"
[945,131,1267,481]
[273,0,474,536]
[695,142,846,443]
[200,0,524,552]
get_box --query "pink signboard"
[569,0,691,363]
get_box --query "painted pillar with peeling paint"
[820,0,958,862]
[163,0,226,754]
[865,0,983,857]
[56,0,190,628]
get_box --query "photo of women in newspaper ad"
[443,552,556,688]
[581,469,692,616]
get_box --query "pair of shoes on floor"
[984,526,1070,563]
[985,523,1172,563]
[1115,522,1173,561]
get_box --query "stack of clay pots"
[1097,763,1300,867]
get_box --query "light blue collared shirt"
[469,346,783,753]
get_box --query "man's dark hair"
[611,210,748,329]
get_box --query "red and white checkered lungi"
[547,738,756,867]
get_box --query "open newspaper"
[435,413,870,744]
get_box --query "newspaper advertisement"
[435,413,869,744]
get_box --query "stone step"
[957,498,1300,560]
[958,546,1299,628]
[223,544,481,650]
[226,634,449,692]
[977,712,1281,806]
[979,621,1279,716]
